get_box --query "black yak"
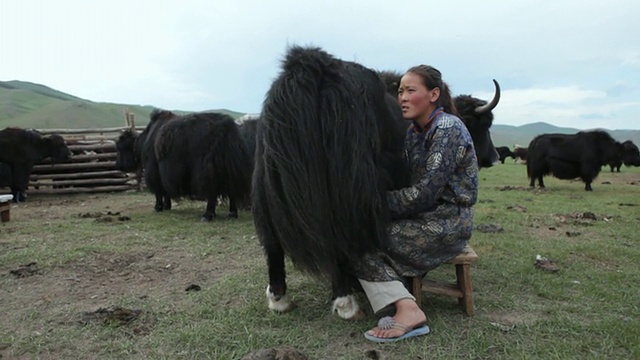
[379,71,501,168]
[115,113,172,212]
[0,127,72,202]
[496,146,516,164]
[605,140,639,172]
[114,128,140,174]
[527,131,640,191]
[253,46,409,319]
[115,110,252,220]
[513,145,528,163]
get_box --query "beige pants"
[358,279,415,313]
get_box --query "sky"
[1,0,639,130]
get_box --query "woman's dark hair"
[406,65,459,116]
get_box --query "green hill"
[0,80,244,129]
[491,122,640,149]
[1,80,639,147]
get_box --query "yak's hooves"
[332,295,364,320]
[266,286,294,313]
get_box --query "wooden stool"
[0,201,10,222]
[411,245,479,315]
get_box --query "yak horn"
[475,79,501,114]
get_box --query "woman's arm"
[387,118,471,219]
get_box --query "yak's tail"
[255,45,390,277]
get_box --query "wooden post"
[0,202,10,222]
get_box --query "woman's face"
[398,72,439,124]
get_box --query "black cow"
[606,140,639,172]
[254,46,408,319]
[0,127,72,202]
[379,71,500,168]
[120,110,252,221]
[527,131,640,191]
[496,146,515,164]
[513,145,528,163]
[114,129,140,173]
[237,115,259,165]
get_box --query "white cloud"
[1,0,639,129]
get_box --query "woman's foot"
[366,298,427,339]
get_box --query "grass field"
[1,163,639,359]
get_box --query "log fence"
[1,110,147,197]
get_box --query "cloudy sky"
[2,0,639,130]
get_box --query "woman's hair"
[406,65,459,116]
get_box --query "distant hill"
[1,80,639,147]
[491,122,640,149]
[0,80,243,129]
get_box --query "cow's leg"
[201,196,217,222]
[163,195,172,210]
[330,265,364,320]
[584,181,593,191]
[154,193,165,212]
[264,239,292,312]
[537,176,545,188]
[11,166,30,203]
[228,197,239,218]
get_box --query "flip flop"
[363,316,431,343]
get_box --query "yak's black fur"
[606,140,640,172]
[452,93,500,168]
[114,129,140,173]
[0,127,72,202]
[527,130,640,191]
[496,146,515,164]
[513,146,528,163]
[253,46,408,301]
[154,111,252,221]
[129,110,175,212]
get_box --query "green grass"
[1,164,639,359]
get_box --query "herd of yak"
[2,46,640,316]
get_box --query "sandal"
[364,316,430,343]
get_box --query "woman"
[357,65,479,342]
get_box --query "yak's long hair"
[0,127,70,164]
[253,45,407,279]
[114,129,139,172]
[155,112,252,202]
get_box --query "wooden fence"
[1,124,145,197]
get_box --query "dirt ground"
[0,192,254,358]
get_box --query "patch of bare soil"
[241,347,310,360]
[597,170,640,186]
[0,193,250,357]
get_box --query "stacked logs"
[24,127,144,195]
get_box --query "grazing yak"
[254,46,409,319]
[513,145,528,163]
[527,131,640,191]
[496,146,516,164]
[379,71,501,168]
[0,127,72,202]
[606,140,639,172]
[115,110,252,221]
